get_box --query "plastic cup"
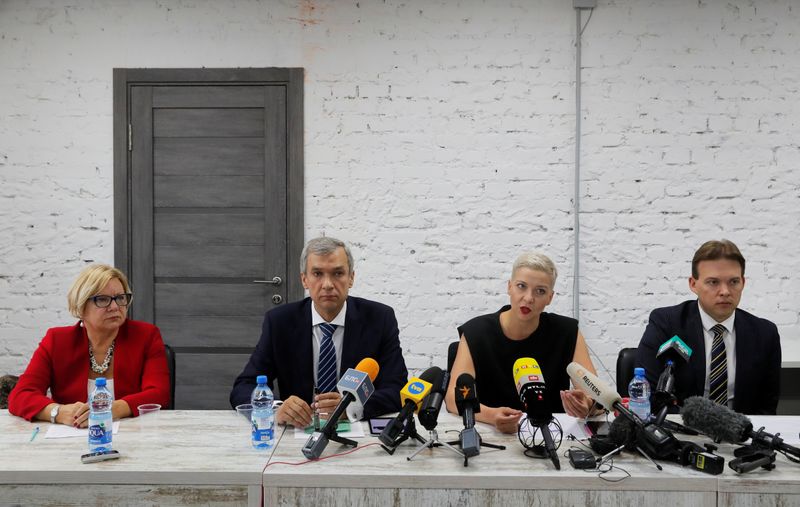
[236,403,253,422]
[137,403,161,432]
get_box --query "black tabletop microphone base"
[380,415,426,455]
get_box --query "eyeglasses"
[89,293,133,308]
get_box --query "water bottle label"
[89,422,111,444]
[252,428,273,442]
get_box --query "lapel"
[732,308,753,392]
[685,302,707,396]
[339,297,362,375]
[299,299,314,397]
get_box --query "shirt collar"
[697,300,735,333]
[311,299,347,327]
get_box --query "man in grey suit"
[636,240,781,414]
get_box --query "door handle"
[253,276,282,286]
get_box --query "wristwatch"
[50,404,60,424]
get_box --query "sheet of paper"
[294,421,366,439]
[45,421,120,439]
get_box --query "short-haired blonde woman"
[9,264,170,427]
[445,252,598,433]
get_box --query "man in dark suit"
[230,237,408,426]
[636,240,781,415]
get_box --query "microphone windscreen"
[608,416,637,451]
[355,358,380,381]
[455,373,477,402]
[513,357,544,391]
[680,396,751,444]
[419,366,442,384]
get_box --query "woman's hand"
[56,402,89,427]
[489,406,523,434]
[560,389,595,419]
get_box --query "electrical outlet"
[573,0,597,8]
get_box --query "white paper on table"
[553,414,594,440]
[293,421,366,439]
[45,421,121,439]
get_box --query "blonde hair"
[66,264,131,319]
[511,252,558,288]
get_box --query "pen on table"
[30,426,40,442]
[313,386,321,431]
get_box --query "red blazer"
[9,319,170,421]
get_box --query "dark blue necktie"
[708,324,728,406]
[317,323,338,393]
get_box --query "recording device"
[454,373,481,458]
[568,448,596,469]
[653,335,692,424]
[80,449,120,464]
[514,357,560,470]
[417,366,449,431]
[378,369,435,448]
[302,358,379,460]
[678,442,725,475]
[681,396,800,467]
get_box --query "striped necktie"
[708,324,728,406]
[317,323,339,393]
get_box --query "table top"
[0,409,283,486]
[264,412,721,491]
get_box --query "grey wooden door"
[114,69,304,409]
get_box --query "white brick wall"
[1,1,798,389]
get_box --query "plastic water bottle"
[88,377,113,452]
[628,367,651,422]
[251,375,275,449]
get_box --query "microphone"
[681,396,800,463]
[417,366,449,432]
[567,362,679,466]
[454,373,481,458]
[302,358,379,459]
[653,335,693,423]
[514,357,560,469]
[566,362,644,426]
[378,371,434,447]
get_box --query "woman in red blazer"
[9,264,170,427]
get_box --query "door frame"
[112,68,305,311]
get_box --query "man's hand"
[313,392,343,421]
[276,395,313,427]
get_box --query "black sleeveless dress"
[458,305,578,414]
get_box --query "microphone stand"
[380,413,426,455]
[407,429,464,462]
[446,431,507,467]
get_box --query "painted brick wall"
[1,1,798,391]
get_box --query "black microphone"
[302,358,379,459]
[514,357,560,470]
[417,366,448,432]
[681,396,800,463]
[378,368,436,447]
[454,373,481,458]
[653,335,692,424]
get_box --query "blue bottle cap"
[95,377,107,387]
[633,367,645,377]
[256,375,267,385]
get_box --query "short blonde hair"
[67,264,131,319]
[511,252,558,288]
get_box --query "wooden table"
[0,409,283,507]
